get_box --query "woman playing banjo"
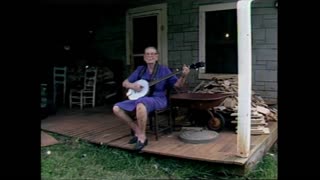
[112,46,190,151]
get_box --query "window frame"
[126,3,168,68]
[198,2,238,79]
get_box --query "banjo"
[126,62,205,100]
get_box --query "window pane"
[133,16,157,54]
[205,9,238,74]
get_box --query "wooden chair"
[69,67,97,109]
[53,66,67,105]
[129,88,173,141]
[148,105,173,140]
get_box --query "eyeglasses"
[145,52,158,56]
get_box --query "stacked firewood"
[192,76,278,135]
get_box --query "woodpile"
[192,76,277,135]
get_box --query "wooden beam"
[236,0,254,158]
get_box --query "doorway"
[126,3,168,72]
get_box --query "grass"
[41,132,277,179]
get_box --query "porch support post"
[236,0,254,158]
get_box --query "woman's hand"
[123,79,143,92]
[181,64,190,77]
[130,82,143,92]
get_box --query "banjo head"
[127,79,150,100]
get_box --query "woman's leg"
[136,103,148,143]
[113,105,141,135]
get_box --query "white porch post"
[236,0,254,157]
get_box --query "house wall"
[167,0,277,102]
[95,0,278,102]
[251,0,278,102]
[94,12,126,62]
[94,10,128,80]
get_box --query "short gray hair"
[144,46,158,53]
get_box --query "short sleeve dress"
[114,64,178,113]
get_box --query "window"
[199,3,238,79]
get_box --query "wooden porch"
[41,105,277,175]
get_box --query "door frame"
[126,3,168,69]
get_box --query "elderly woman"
[112,46,190,151]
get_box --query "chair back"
[53,66,67,105]
[83,67,97,91]
[82,67,98,108]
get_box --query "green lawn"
[41,133,277,179]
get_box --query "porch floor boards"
[41,131,60,147]
[41,106,277,166]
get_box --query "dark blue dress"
[114,64,178,113]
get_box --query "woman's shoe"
[128,136,138,144]
[134,139,148,151]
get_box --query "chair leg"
[149,115,153,131]
[167,111,172,134]
[171,107,177,131]
[69,94,72,108]
[154,113,159,141]
[80,92,83,110]
[63,83,66,105]
[53,86,56,105]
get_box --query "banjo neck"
[148,62,205,87]
[148,69,181,87]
